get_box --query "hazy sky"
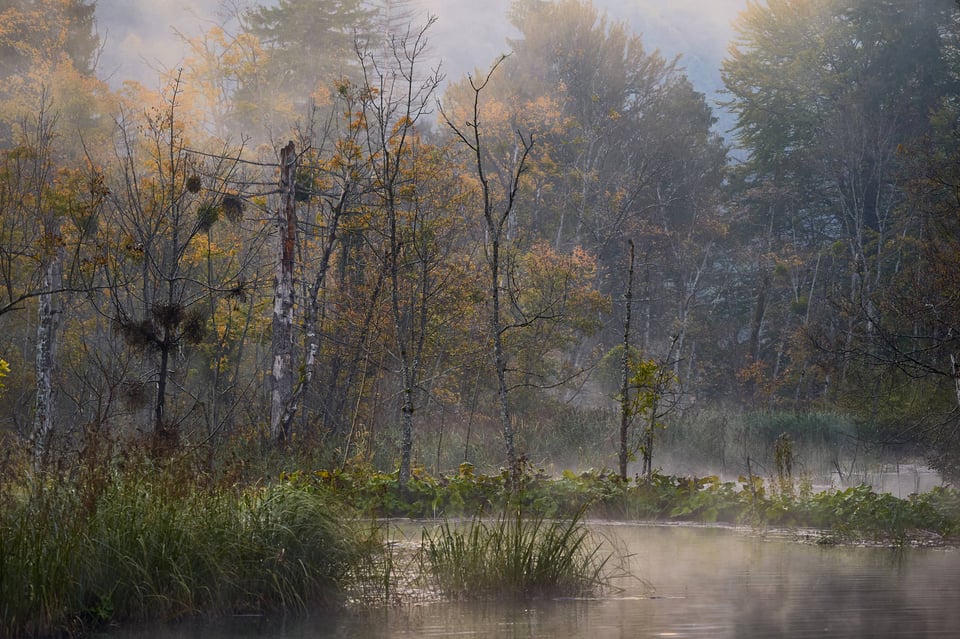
[96,0,225,87]
[95,0,748,106]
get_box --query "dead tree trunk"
[33,245,62,469]
[29,105,60,470]
[271,141,298,444]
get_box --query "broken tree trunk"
[271,141,298,444]
[32,248,62,470]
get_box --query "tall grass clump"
[243,482,379,610]
[421,506,609,600]
[0,465,379,637]
[79,473,241,623]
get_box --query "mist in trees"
[1,0,959,485]
[722,0,960,474]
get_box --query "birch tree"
[270,140,298,444]
[0,103,67,466]
[267,79,369,444]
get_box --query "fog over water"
[94,0,747,127]
[98,524,960,639]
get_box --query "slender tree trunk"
[489,231,517,472]
[950,352,960,411]
[394,218,431,485]
[398,373,416,482]
[28,103,60,469]
[390,190,416,484]
[748,269,769,365]
[157,94,177,448]
[279,187,347,438]
[154,333,171,446]
[619,240,635,480]
[271,141,298,444]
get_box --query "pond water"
[102,523,960,639]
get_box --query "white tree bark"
[271,141,298,443]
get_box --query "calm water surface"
[103,523,960,639]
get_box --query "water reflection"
[101,523,960,639]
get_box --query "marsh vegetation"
[1,441,957,636]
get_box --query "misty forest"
[4,0,960,635]
[2,0,956,483]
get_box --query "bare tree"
[357,17,444,483]
[441,57,534,473]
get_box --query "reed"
[0,482,85,636]
[421,505,609,599]
[0,469,377,636]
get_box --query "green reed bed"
[0,471,379,637]
[421,506,610,600]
